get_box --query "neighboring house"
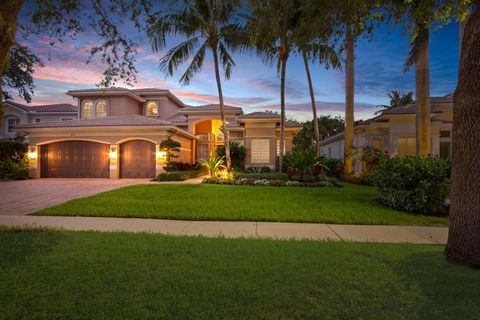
[320,93,453,172]
[17,87,302,179]
[1,101,77,139]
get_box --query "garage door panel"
[120,140,155,178]
[40,141,109,178]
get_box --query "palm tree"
[405,26,430,156]
[247,0,300,171]
[375,90,414,114]
[148,0,244,169]
[333,0,380,175]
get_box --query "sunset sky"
[14,6,461,121]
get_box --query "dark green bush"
[216,141,246,169]
[163,162,201,172]
[156,170,203,181]
[374,156,451,214]
[0,140,29,180]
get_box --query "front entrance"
[40,141,110,178]
[119,140,156,178]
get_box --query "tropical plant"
[375,90,414,114]
[148,0,246,170]
[247,0,301,172]
[159,138,181,163]
[215,140,246,169]
[332,0,382,175]
[284,148,327,182]
[200,152,225,178]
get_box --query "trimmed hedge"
[157,170,204,181]
[203,175,342,188]
[234,172,289,181]
[374,156,451,214]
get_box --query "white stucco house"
[1,101,78,139]
[320,93,453,172]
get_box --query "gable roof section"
[380,93,453,115]
[238,111,280,119]
[4,100,77,113]
[67,87,187,108]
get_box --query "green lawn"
[0,229,478,319]
[35,183,447,226]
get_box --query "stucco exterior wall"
[106,96,142,116]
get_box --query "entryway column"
[156,143,166,177]
[28,145,40,179]
[109,144,119,179]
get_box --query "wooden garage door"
[40,141,109,178]
[120,140,156,178]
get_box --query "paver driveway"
[0,179,154,215]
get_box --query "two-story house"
[18,88,301,179]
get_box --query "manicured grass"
[0,229,478,319]
[35,183,447,226]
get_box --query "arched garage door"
[40,141,110,178]
[120,140,156,178]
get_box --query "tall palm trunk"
[415,30,430,156]
[302,51,320,156]
[0,0,25,119]
[445,4,480,267]
[344,26,355,175]
[279,55,287,172]
[212,47,231,169]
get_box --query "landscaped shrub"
[374,156,451,214]
[318,157,343,178]
[246,166,271,173]
[163,162,201,172]
[156,170,203,181]
[0,140,29,180]
[284,148,328,182]
[235,172,289,181]
[203,175,342,188]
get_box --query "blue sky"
[15,11,460,121]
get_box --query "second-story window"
[146,101,158,116]
[96,100,107,118]
[82,100,95,119]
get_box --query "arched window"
[82,100,94,119]
[96,100,107,118]
[146,101,158,116]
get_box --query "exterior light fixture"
[109,146,117,159]
[28,146,37,159]
[156,151,167,159]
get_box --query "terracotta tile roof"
[19,115,172,128]
[285,120,303,128]
[182,104,243,111]
[4,100,77,113]
[238,111,280,119]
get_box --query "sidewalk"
[0,215,448,244]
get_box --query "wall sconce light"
[109,146,117,159]
[28,147,37,159]
[156,151,167,159]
